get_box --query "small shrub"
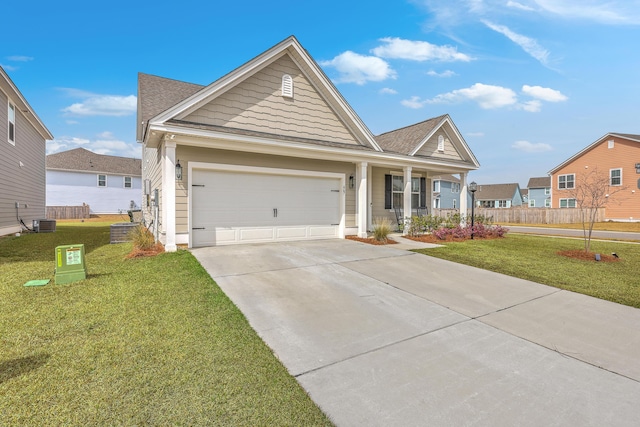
[372,217,393,242]
[128,224,156,251]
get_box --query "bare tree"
[568,168,626,252]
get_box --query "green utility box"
[55,244,87,285]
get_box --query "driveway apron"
[191,239,640,427]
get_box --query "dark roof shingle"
[474,183,520,200]
[46,148,141,176]
[527,176,551,188]
[374,115,446,155]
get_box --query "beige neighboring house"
[0,66,53,236]
[137,36,480,250]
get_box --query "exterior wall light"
[176,160,183,181]
[349,174,354,189]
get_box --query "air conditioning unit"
[33,219,56,233]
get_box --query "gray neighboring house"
[46,148,142,214]
[432,174,461,209]
[526,176,551,208]
[0,66,53,236]
[137,36,480,250]
[473,183,524,208]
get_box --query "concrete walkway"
[191,239,640,426]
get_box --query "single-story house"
[46,147,142,214]
[472,183,524,208]
[1,65,53,236]
[137,36,480,250]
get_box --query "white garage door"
[191,168,342,246]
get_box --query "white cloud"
[320,51,396,85]
[401,96,428,109]
[0,64,18,71]
[7,55,34,62]
[512,140,553,152]
[427,69,457,77]
[47,133,140,158]
[482,20,550,66]
[426,83,518,109]
[372,37,473,62]
[62,93,137,117]
[518,100,543,112]
[379,87,398,95]
[467,132,485,137]
[507,1,535,12]
[522,85,568,102]
[534,0,640,24]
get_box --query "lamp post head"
[469,181,477,193]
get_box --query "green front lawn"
[415,234,640,308]
[0,225,331,426]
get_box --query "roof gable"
[46,147,142,176]
[374,114,479,167]
[145,36,381,151]
[549,132,640,174]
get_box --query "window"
[451,183,460,193]
[124,176,132,188]
[560,198,576,208]
[545,199,551,208]
[433,198,440,209]
[544,187,550,195]
[610,168,622,186]
[98,174,107,187]
[558,174,575,189]
[498,200,509,208]
[282,74,293,98]
[608,139,614,149]
[529,200,535,207]
[452,199,456,209]
[437,135,445,152]
[8,101,16,144]
[385,174,425,209]
[433,180,440,192]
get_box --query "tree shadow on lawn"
[0,353,50,384]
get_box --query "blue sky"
[4,0,639,187]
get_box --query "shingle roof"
[611,133,640,141]
[46,148,141,176]
[432,174,460,183]
[137,72,204,141]
[374,115,446,155]
[474,183,520,200]
[527,176,551,188]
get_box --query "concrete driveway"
[192,239,640,426]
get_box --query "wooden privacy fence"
[46,205,91,219]
[432,207,605,224]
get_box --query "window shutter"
[420,177,426,208]
[384,174,392,209]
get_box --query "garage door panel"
[192,168,342,246]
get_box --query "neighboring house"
[526,176,551,208]
[549,133,640,220]
[431,174,461,209]
[472,183,524,208]
[520,188,529,205]
[46,147,142,214]
[0,66,53,236]
[137,36,480,250]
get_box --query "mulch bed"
[126,243,166,259]
[346,235,398,245]
[557,250,619,262]
[404,234,503,243]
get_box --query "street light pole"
[469,181,477,240]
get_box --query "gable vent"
[282,74,293,98]
[437,135,445,152]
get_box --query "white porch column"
[460,172,468,226]
[357,162,368,238]
[164,138,177,252]
[403,166,412,234]
[367,164,373,231]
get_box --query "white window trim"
[545,198,551,208]
[608,139,614,149]
[558,174,575,189]
[544,187,550,195]
[529,199,535,207]
[433,180,440,193]
[437,135,445,152]
[98,174,107,187]
[124,176,132,188]
[559,198,576,208]
[451,182,460,193]
[8,100,16,145]
[391,175,423,210]
[609,168,622,186]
